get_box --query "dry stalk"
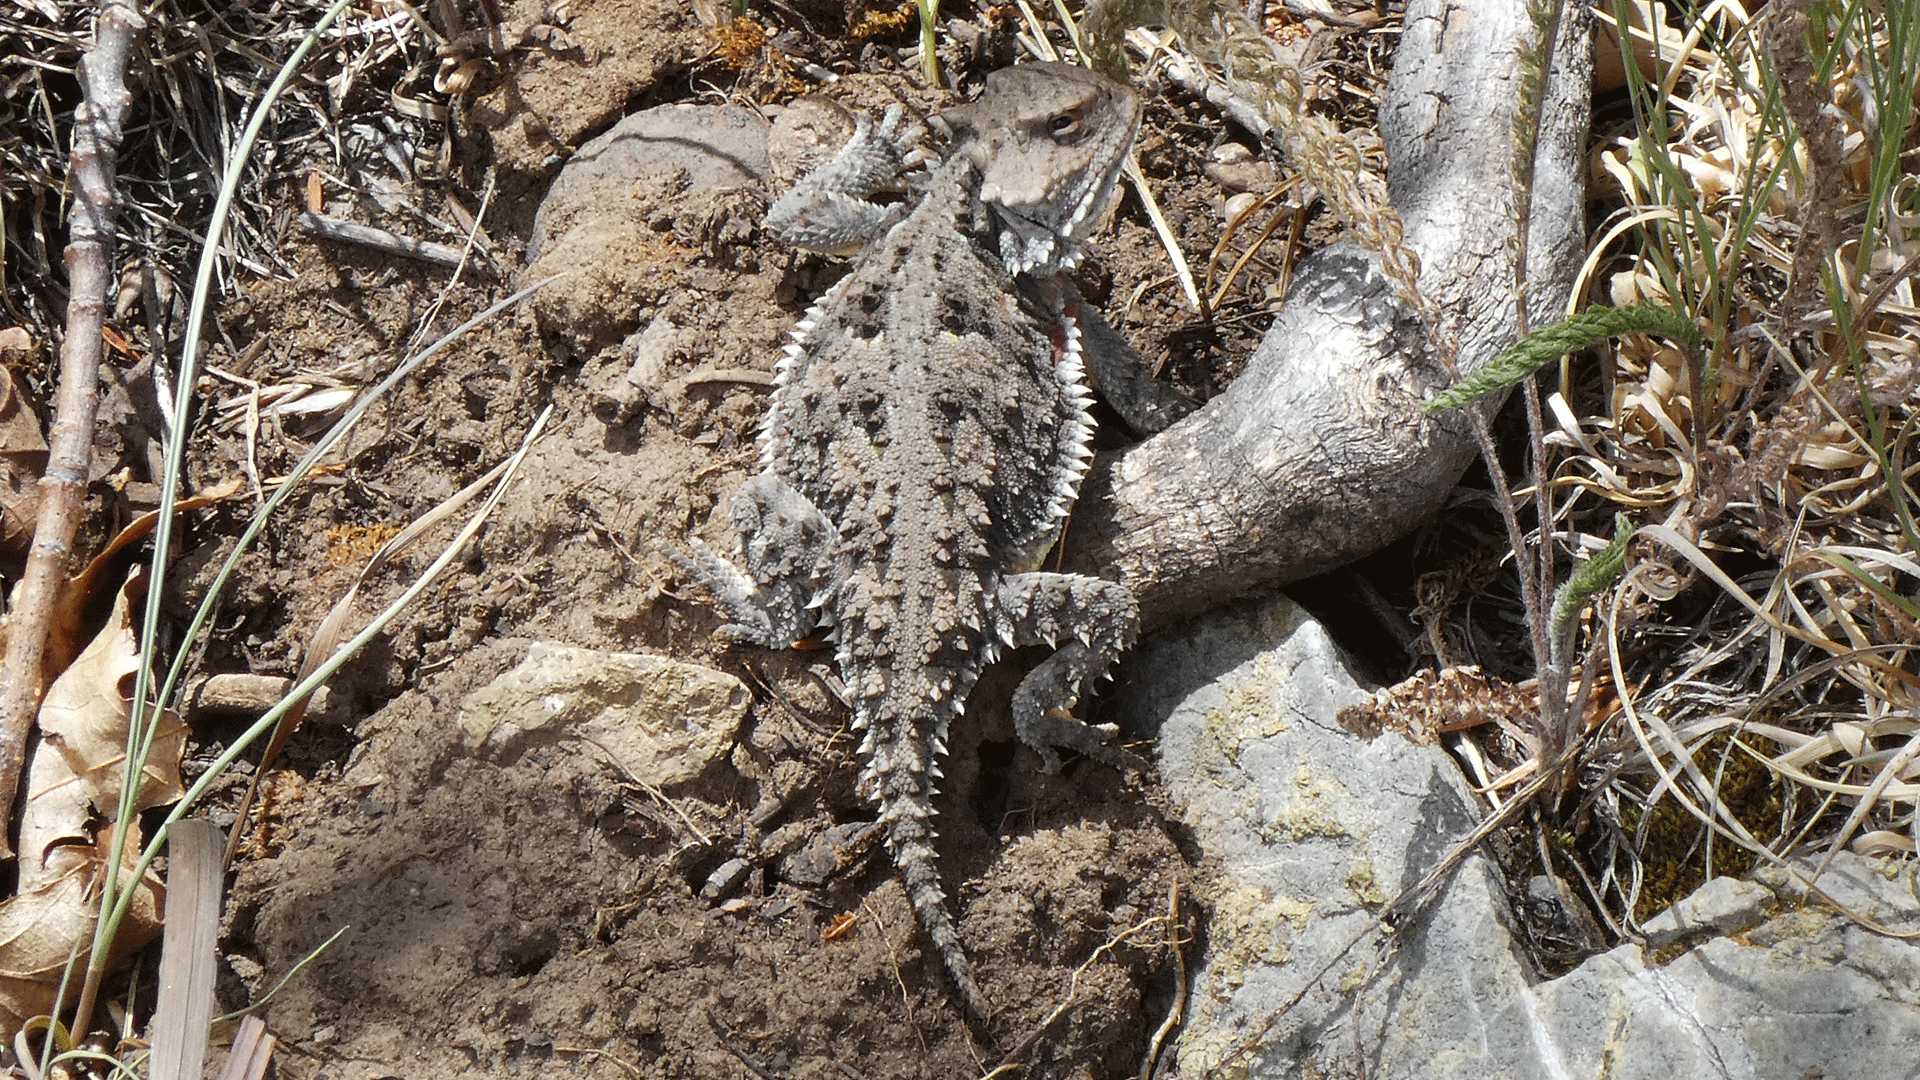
[1085,0,1452,370]
[0,0,145,856]
[1137,879,1186,1080]
[213,1016,277,1080]
[1764,4,1844,343]
[981,914,1169,1077]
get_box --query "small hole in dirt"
[679,850,732,894]
[506,943,556,979]
[970,738,1016,829]
[833,804,878,824]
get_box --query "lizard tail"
[867,721,992,1020]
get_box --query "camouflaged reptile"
[668,62,1188,1017]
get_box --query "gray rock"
[527,104,770,263]
[1637,873,1769,948]
[523,104,773,351]
[1516,863,1920,1080]
[457,641,748,788]
[1128,592,1920,1079]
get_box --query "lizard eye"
[1048,112,1084,140]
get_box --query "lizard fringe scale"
[668,63,1186,1018]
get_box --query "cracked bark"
[1069,0,1593,628]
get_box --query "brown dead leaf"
[0,829,162,1038]
[0,343,49,576]
[0,569,178,1038]
[19,569,187,884]
[40,476,244,685]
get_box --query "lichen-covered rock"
[1125,592,1920,1079]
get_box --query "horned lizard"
[668,62,1184,1018]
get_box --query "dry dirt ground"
[150,3,1346,1078]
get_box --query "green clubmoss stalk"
[918,0,940,85]
[1549,513,1634,667]
[1423,303,1707,415]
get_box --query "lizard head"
[944,61,1141,276]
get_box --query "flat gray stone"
[458,641,749,788]
[1638,873,1770,948]
[1127,591,1920,1079]
[528,104,770,263]
[522,104,773,351]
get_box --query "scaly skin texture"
[669,63,1170,1019]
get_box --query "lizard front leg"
[1058,283,1198,437]
[994,572,1145,774]
[767,105,927,254]
[664,473,836,648]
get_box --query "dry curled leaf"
[0,568,180,1037]
[1849,830,1915,858]
[0,349,49,575]
[19,568,186,877]
[0,824,162,1038]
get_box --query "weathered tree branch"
[1070,0,1593,628]
[0,0,146,854]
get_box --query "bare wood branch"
[1069,0,1593,629]
[298,212,476,271]
[0,0,146,855]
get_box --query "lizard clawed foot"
[1023,705,1146,776]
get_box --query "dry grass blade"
[1808,730,1920,876]
[146,819,223,1080]
[1564,6,1920,903]
[213,1015,276,1080]
[1122,154,1203,312]
[223,407,555,865]
[1640,524,1919,684]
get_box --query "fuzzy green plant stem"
[1422,303,1708,415]
[919,0,940,85]
[1424,303,1696,776]
[1548,514,1634,668]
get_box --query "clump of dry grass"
[1343,0,1918,949]
[2,0,483,332]
[1525,0,1920,930]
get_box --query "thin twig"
[552,1045,647,1079]
[298,212,474,271]
[983,915,1168,1077]
[860,900,929,1056]
[0,0,146,856]
[706,1011,788,1080]
[1139,879,1186,1080]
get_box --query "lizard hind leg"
[662,473,836,648]
[994,572,1145,774]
